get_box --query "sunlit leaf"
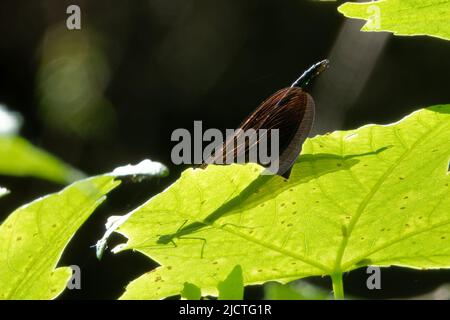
[218,265,244,300]
[0,176,120,299]
[113,105,449,299]
[338,0,450,41]
[94,160,169,260]
[181,282,202,300]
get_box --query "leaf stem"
[331,273,344,300]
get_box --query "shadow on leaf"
[157,146,390,246]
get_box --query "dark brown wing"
[202,87,315,178]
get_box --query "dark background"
[0,0,449,299]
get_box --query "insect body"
[202,59,329,178]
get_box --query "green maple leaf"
[0,176,120,299]
[0,158,168,300]
[338,0,450,41]
[111,105,449,299]
[218,265,244,300]
[181,282,202,300]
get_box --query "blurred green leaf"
[0,175,120,299]
[264,282,303,300]
[0,104,22,135]
[0,136,84,184]
[218,265,244,300]
[38,26,115,140]
[0,187,9,198]
[114,105,449,299]
[338,0,450,41]
[181,282,202,300]
[264,281,330,300]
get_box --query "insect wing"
[202,87,315,177]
